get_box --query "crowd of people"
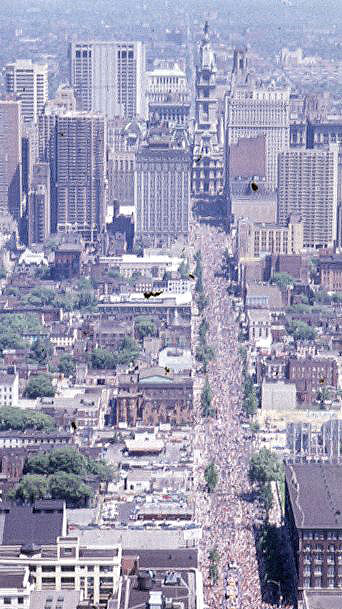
[190,222,292,609]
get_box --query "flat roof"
[303,590,342,609]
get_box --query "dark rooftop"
[123,548,198,569]
[286,464,342,529]
[0,501,65,545]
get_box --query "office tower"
[5,60,48,125]
[192,23,224,197]
[108,119,143,207]
[28,162,50,245]
[54,112,107,240]
[22,122,38,203]
[278,146,338,249]
[135,125,190,247]
[0,95,23,219]
[69,40,146,120]
[224,48,290,192]
[146,62,191,127]
[236,214,304,259]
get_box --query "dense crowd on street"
[190,222,292,609]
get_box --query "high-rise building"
[278,146,338,249]
[28,162,50,245]
[108,119,143,207]
[5,60,48,125]
[236,214,304,259]
[192,23,224,197]
[135,125,190,247]
[54,112,107,240]
[0,95,23,219]
[224,48,290,192]
[69,40,146,120]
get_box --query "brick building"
[288,357,338,405]
[116,367,193,426]
[319,255,342,291]
[285,463,342,603]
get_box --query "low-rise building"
[0,536,121,607]
[288,357,338,405]
[261,381,297,410]
[0,566,33,609]
[247,310,272,349]
[0,368,19,406]
[320,255,342,291]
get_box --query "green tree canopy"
[271,272,294,289]
[8,474,49,503]
[0,313,42,354]
[204,462,218,493]
[0,407,55,431]
[201,377,215,417]
[58,354,76,377]
[90,348,117,370]
[248,448,283,487]
[287,320,316,341]
[178,259,189,279]
[135,318,157,340]
[48,472,93,506]
[30,338,53,365]
[116,336,140,365]
[24,374,55,399]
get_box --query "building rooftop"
[29,590,81,609]
[0,501,65,545]
[303,590,342,609]
[285,464,342,529]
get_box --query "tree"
[259,481,273,516]
[48,446,87,475]
[201,377,215,417]
[0,407,55,431]
[23,453,51,475]
[90,348,117,370]
[248,449,283,487]
[243,374,257,416]
[0,267,6,279]
[204,462,218,493]
[271,272,294,289]
[76,290,97,310]
[25,287,55,306]
[30,338,53,365]
[287,320,316,341]
[9,474,49,503]
[197,293,208,312]
[48,472,93,507]
[135,318,157,340]
[58,354,76,377]
[199,319,209,340]
[116,336,140,365]
[133,238,144,257]
[24,374,55,399]
[0,313,43,354]
[86,458,114,482]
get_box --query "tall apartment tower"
[28,162,50,246]
[5,60,48,125]
[278,146,338,249]
[224,48,290,191]
[54,112,107,240]
[135,126,190,247]
[192,23,224,197]
[0,95,23,219]
[69,41,146,120]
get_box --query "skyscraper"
[5,60,48,125]
[28,162,50,246]
[277,146,338,249]
[69,41,146,120]
[54,112,107,240]
[0,95,23,220]
[224,48,290,192]
[135,126,190,247]
[192,23,224,197]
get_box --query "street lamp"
[267,579,283,607]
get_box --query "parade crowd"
[190,222,292,609]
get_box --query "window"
[18,599,24,605]
[4,600,11,606]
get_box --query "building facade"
[54,112,107,240]
[225,48,290,192]
[135,126,190,247]
[28,162,51,245]
[5,60,48,125]
[0,96,23,220]
[236,214,304,259]
[278,146,338,249]
[69,40,146,120]
[288,357,338,405]
[192,23,224,197]
[285,463,342,602]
